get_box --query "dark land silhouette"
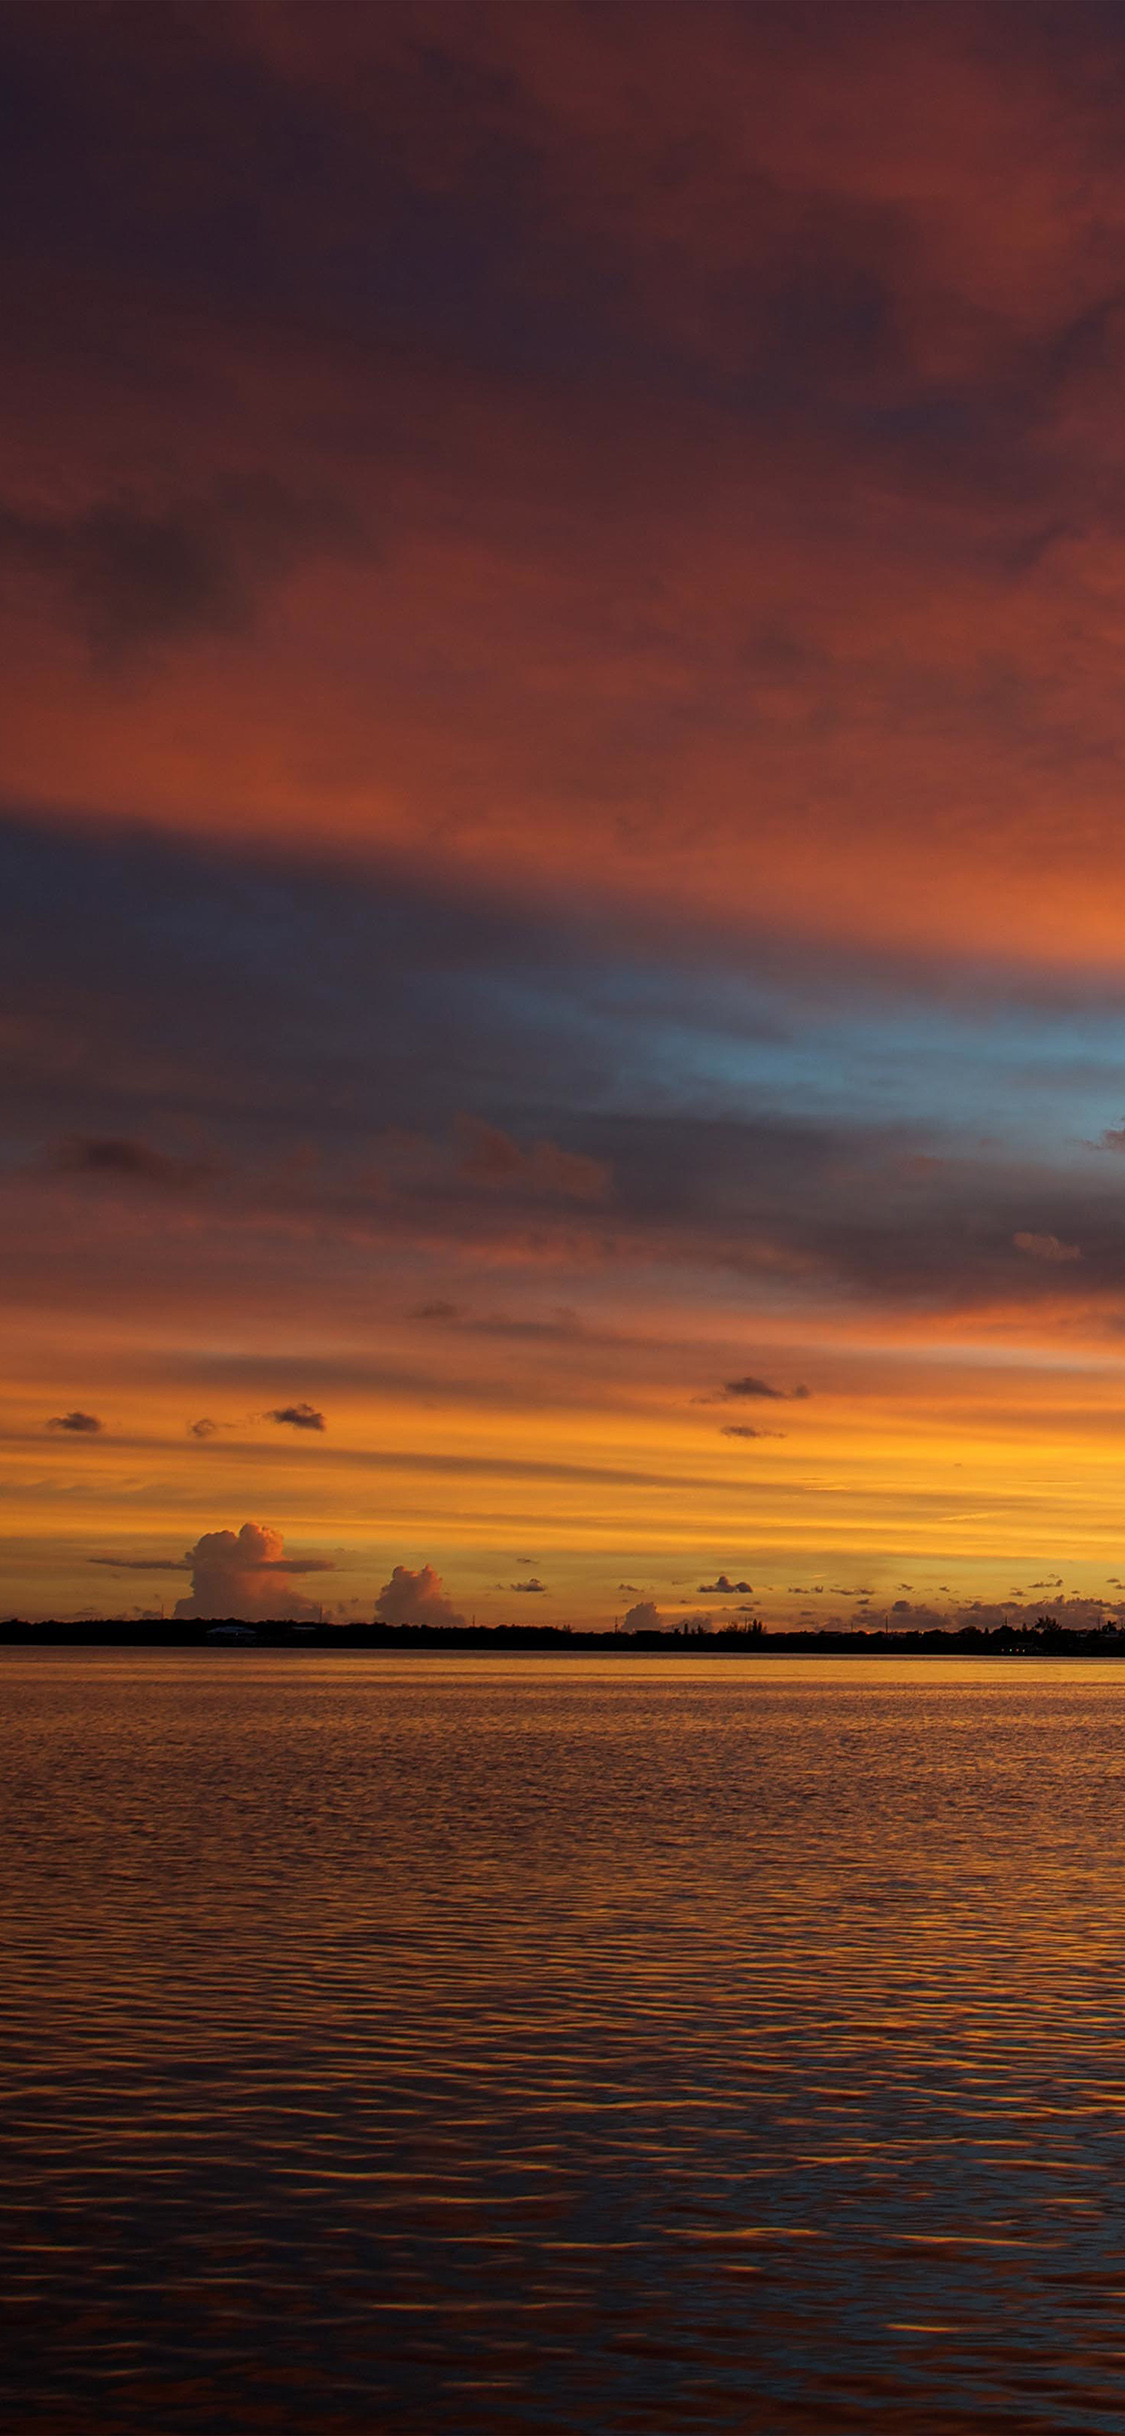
[3,1615,1123,1655]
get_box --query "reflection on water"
[5,1653,1125,2432]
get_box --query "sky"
[6,0,1125,1627]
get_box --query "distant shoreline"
[3,1619,1123,1658]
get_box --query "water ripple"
[5,1653,1125,2431]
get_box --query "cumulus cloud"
[188,1417,220,1438]
[511,1576,547,1592]
[374,1562,464,1627]
[623,1599,661,1630]
[91,1523,333,1620]
[457,1117,608,1203]
[1013,1232,1081,1263]
[48,1410,102,1433]
[267,1402,326,1431]
[179,1523,330,1620]
[887,1600,949,1630]
[176,1523,331,1620]
[698,1574,752,1594]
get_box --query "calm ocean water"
[4,1652,1125,2434]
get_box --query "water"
[4,1652,1125,2434]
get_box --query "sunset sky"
[8,0,1125,1625]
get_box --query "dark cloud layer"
[5,814,1125,1327]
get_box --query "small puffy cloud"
[1098,1122,1125,1151]
[698,1573,752,1594]
[188,1417,220,1438]
[2,482,359,662]
[48,1410,102,1434]
[457,1116,608,1203]
[412,1299,461,1321]
[1013,1231,1081,1263]
[722,1375,809,1401]
[375,1562,464,1627]
[721,1424,783,1439]
[511,1576,547,1592]
[54,1134,217,1189]
[623,1600,661,1630]
[267,1401,326,1431]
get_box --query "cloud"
[722,1375,809,1400]
[721,1423,783,1439]
[1013,1232,1081,1263]
[1097,1123,1125,1151]
[511,1576,547,1592]
[173,1523,331,1622]
[0,480,361,662]
[623,1600,661,1630]
[457,1118,609,1203]
[188,1417,220,1437]
[89,1524,333,1619]
[48,1410,102,1433]
[91,1556,188,1572]
[885,1600,948,1630]
[374,1563,464,1628]
[698,1574,752,1594]
[266,1402,326,1431]
[53,1135,218,1190]
[412,1300,462,1320]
